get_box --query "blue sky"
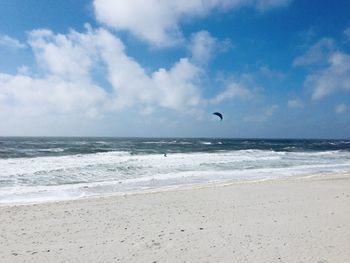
[0,0,349,138]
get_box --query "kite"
[213,112,223,120]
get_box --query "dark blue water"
[1,137,349,159]
[1,137,350,204]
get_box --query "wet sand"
[1,174,350,262]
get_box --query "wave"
[38,148,65,152]
[142,141,178,144]
[1,149,350,204]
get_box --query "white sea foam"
[142,140,178,144]
[1,150,350,204]
[200,141,212,145]
[38,148,65,152]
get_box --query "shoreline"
[1,172,350,262]
[1,171,349,207]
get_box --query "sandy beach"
[1,174,350,263]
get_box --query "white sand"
[1,174,350,263]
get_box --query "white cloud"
[335,103,346,114]
[28,28,96,81]
[0,34,26,49]
[255,0,291,10]
[17,65,30,75]
[152,58,202,110]
[0,26,204,123]
[293,38,334,66]
[0,73,106,117]
[140,106,155,116]
[288,98,304,108]
[93,0,292,46]
[92,28,203,111]
[189,31,218,65]
[265,104,278,116]
[244,104,278,122]
[344,27,350,41]
[296,33,350,100]
[210,82,251,104]
[189,31,232,65]
[0,27,108,119]
[305,51,350,100]
[259,65,285,79]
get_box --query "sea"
[1,137,350,204]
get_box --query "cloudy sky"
[0,0,349,138]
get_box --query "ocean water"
[1,137,350,204]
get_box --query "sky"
[0,0,349,138]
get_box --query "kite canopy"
[213,112,223,120]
